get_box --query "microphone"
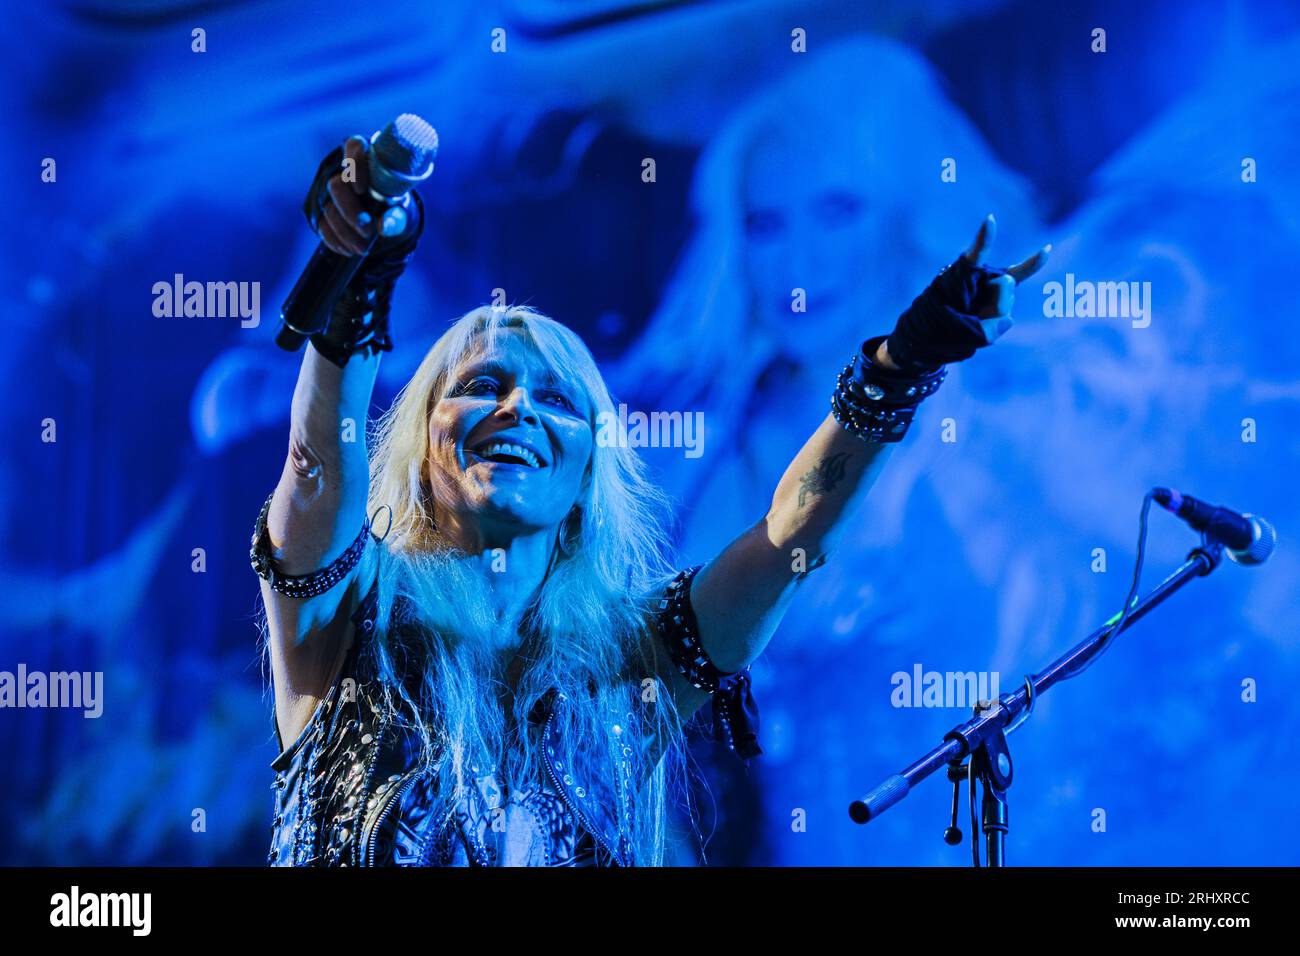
[276,113,438,352]
[1152,487,1276,566]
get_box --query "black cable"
[1060,490,1156,682]
[965,491,1155,867]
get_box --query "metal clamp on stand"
[849,486,1276,866]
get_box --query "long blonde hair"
[361,303,685,864]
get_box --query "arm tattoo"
[797,452,850,508]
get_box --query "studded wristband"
[309,191,424,369]
[831,336,947,443]
[656,566,734,692]
[654,566,762,760]
[250,492,372,599]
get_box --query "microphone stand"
[850,538,1225,866]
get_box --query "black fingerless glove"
[884,255,1009,373]
[303,143,426,368]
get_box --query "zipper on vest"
[541,696,623,865]
[363,770,419,866]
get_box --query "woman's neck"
[440,515,557,648]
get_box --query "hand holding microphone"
[277,113,439,366]
[315,135,382,257]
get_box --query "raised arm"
[256,134,425,746]
[259,346,378,669]
[677,217,1050,712]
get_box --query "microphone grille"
[1228,514,1277,566]
[391,114,439,156]
[371,114,438,188]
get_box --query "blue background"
[2,0,1298,865]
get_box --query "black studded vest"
[267,566,759,866]
[268,581,639,867]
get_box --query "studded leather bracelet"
[250,491,372,599]
[655,566,762,760]
[831,335,947,443]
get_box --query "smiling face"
[426,327,594,546]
